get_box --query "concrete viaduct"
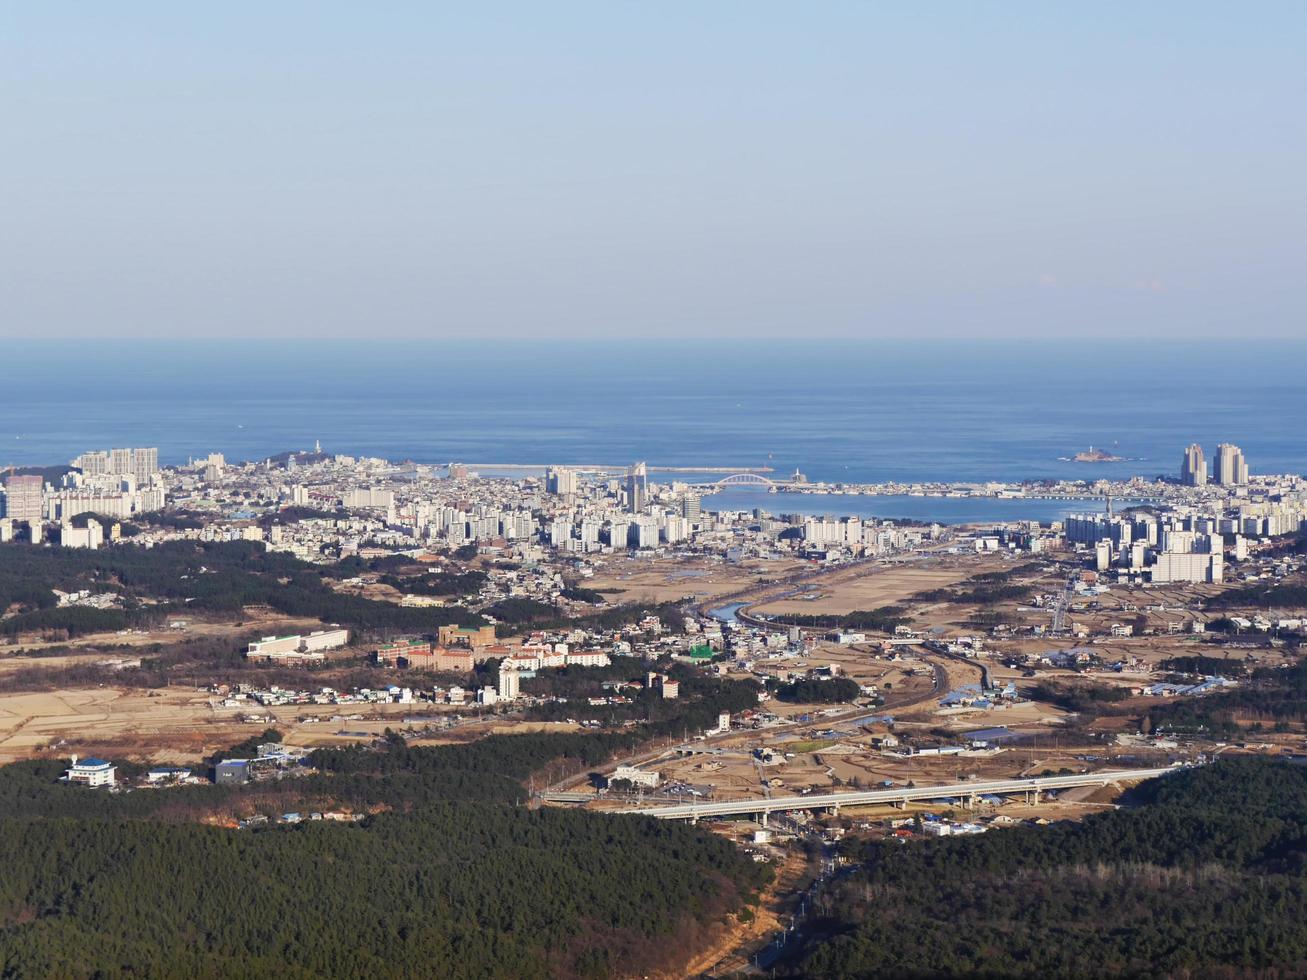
[605,766,1183,823]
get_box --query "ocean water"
[700,489,1141,525]
[3,340,1304,484]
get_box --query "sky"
[2,2,1304,341]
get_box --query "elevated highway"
[610,766,1183,821]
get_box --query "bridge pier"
[759,811,769,828]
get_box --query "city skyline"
[4,2,1305,341]
[5,5,1307,977]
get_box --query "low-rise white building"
[64,756,116,787]
[59,522,104,550]
[566,650,611,668]
[610,765,659,788]
[246,628,350,662]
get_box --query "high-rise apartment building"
[497,665,520,701]
[1215,443,1249,486]
[662,515,690,544]
[132,447,159,483]
[72,451,111,476]
[2,474,44,524]
[626,461,648,513]
[1180,444,1207,486]
[547,520,571,547]
[609,520,631,549]
[632,515,659,548]
[73,448,159,482]
[545,466,579,495]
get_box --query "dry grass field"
[585,555,802,605]
[751,556,1009,618]
[0,687,256,764]
[0,611,323,657]
[0,683,526,764]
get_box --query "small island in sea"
[1067,446,1125,462]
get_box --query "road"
[611,766,1184,820]
[546,554,964,795]
[543,649,950,795]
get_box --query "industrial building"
[246,628,350,662]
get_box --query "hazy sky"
[3,3,1304,340]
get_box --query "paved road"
[613,766,1185,820]
[546,555,960,795]
[544,658,948,795]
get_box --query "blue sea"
[700,489,1145,525]
[3,340,1304,490]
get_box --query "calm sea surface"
[4,341,1303,489]
[700,490,1143,525]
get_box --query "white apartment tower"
[497,665,521,701]
[75,448,159,482]
[1214,443,1249,486]
[545,466,579,495]
[2,474,44,524]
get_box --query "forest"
[0,728,771,978]
[524,668,763,735]
[787,758,1307,978]
[1207,579,1307,611]
[379,569,487,597]
[770,677,861,704]
[1146,657,1307,737]
[766,606,910,633]
[1024,680,1131,713]
[0,540,483,638]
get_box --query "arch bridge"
[713,473,778,487]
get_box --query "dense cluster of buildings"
[156,453,948,566]
[372,630,612,678]
[1063,459,1306,584]
[1181,442,1250,488]
[1,446,166,549]
[967,444,1303,585]
[3,440,1304,598]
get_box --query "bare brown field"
[0,611,322,656]
[0,687,255,764]
[744,640,933,692]
[752,562,988,617]
[586,555,801,605]
[0,685,487,765]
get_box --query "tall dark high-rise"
[625,461,648,513]
[1180,444,1207,486]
